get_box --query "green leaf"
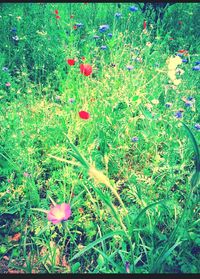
[69,230,126,262]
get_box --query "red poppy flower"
[73,25,77,30]
[80,64,92,76]
[79,110,90,120]
[55,10,59,15]
[178,49,187,53]
[143,21,147,29]
[70,15,74,19]
[81,56,86,61]
[56,15,60,19]
[67,59,76,66]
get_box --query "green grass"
[0,2,200,274]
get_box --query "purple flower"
[101,45,107,50]
[47,203,71,224]
[194,124,200,131]
[184,100,192,107]
[131,136,138,142]
[125,261,130,273]
[69,98,75,103]
[192,65,200,71]
[107,33,112,38]
[129,6,138,12]
[126,65,134,71]
[99,24,109,33]
[174,111,183,118]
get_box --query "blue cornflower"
[176,53,183,57]
[195,61,200,65]
[129,6,138,12]
[126,65,134,71]
[182,59,188,63]
[93,35,100,39]
[2,67,8,72]
[165,102,172,108]
[101,45,107,50]
[187,96,194,101]
[131,136,138,142]
[194,124,200,131]
[99,24,109,33]
[174,111,183,118]
[76,23,84,27]
[192,65,200,71]
[11,27,17,33]
[184,100,192,107]
[107,33,112,38]
[115,12,122,18]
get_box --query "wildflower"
[11,27,17,33]
[143,21,147,29]
[47,203,71,224]
[126,65,134,71]
[194,124,200,131]
[125,261,130,273]
[56,15,60,19]
[107,33,112,38]
[12,35,19,41]
[169,38,174,40]
[178,49,188,54]
[129,6,138,12]
[174,111,183,118]
[115,12,122,18]
[101,45,107,50]
[176,53,183,57]
[131,136,138,142]
[70,15,74,19]
[55,10,59,14]
[5,82,11,87]
[78,208,84,214]
[67,59,76,66]
[80,64,92,76]
[69,98,75,103]
[182,59,188,63]
[23,172,30,177]
[7,179,11,183]
[16,16,22,21]
[81,56,86,61]
[79,110,90,120]
[99,24,109,32]
[73,25,77,30]
[146,42,152,47]
[192,65,200,71]
[195,61,200,65]
[152,99,159,105]
[165,102,172,108]
[55,95,61,101]
[93,35,100,39]
[76,23,84,27]
[2,67,8,71]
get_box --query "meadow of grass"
[0,2,200,274]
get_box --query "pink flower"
[5,82,11,87]
[47,203,71,224]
